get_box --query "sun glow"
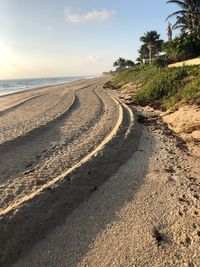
[0,41,12,68]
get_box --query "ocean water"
[0,76,92,96]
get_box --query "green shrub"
[181,77,200,102]
[112,65,157,88]
[134,65,200,109]
[110,64,200,110]
[153,55,170,68]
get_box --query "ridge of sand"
[14,106,200,267]
[0,80,199,266]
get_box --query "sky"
[0,0,178,79]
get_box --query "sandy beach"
[0,78,199,266]
[0,76,123,208]
[1,0,200,265]
[0,76,134,264]
[14,107,200,267]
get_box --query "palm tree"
[113,57,127,71]
[140,31,163,63]
[138,44,149,63]
[166,0,200,35]
[113,58,135,70]
[126,60,135,68]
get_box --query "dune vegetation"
[110,0,200,110]
[110,65,200,110]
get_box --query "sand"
[13,105,200,267]
[168,57,200,68]
[0,80,93,144]
[162,104,200,156]
[0,79,199,266]
[0,77,122,210]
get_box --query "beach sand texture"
[168,57,200,68]
[14,105,200,267]
[0,78,199,266]
[0,76,122,209]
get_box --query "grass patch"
[180,76,200,102]
[134,66,200,109]
[111,65,200,110]
[109,65,200,110]
[111,65,157,88]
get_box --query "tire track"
[0,80,99,145]
[0,93,47,116]
[0,94,122,217]
[0,89,138,267]
[0,87,133,216]
[0,81,113,209]
[0,83,101,184]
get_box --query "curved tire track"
[0,81,99,145]
[0,83,139,267]
[0,81,111,202]
[0,93,49,116]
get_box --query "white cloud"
[81,55,103,65]
[65,8,116,24]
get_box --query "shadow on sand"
[0,108,155,266]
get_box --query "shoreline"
[0,76,97,98]
[0,82,71,98]
[0,77,100,113]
